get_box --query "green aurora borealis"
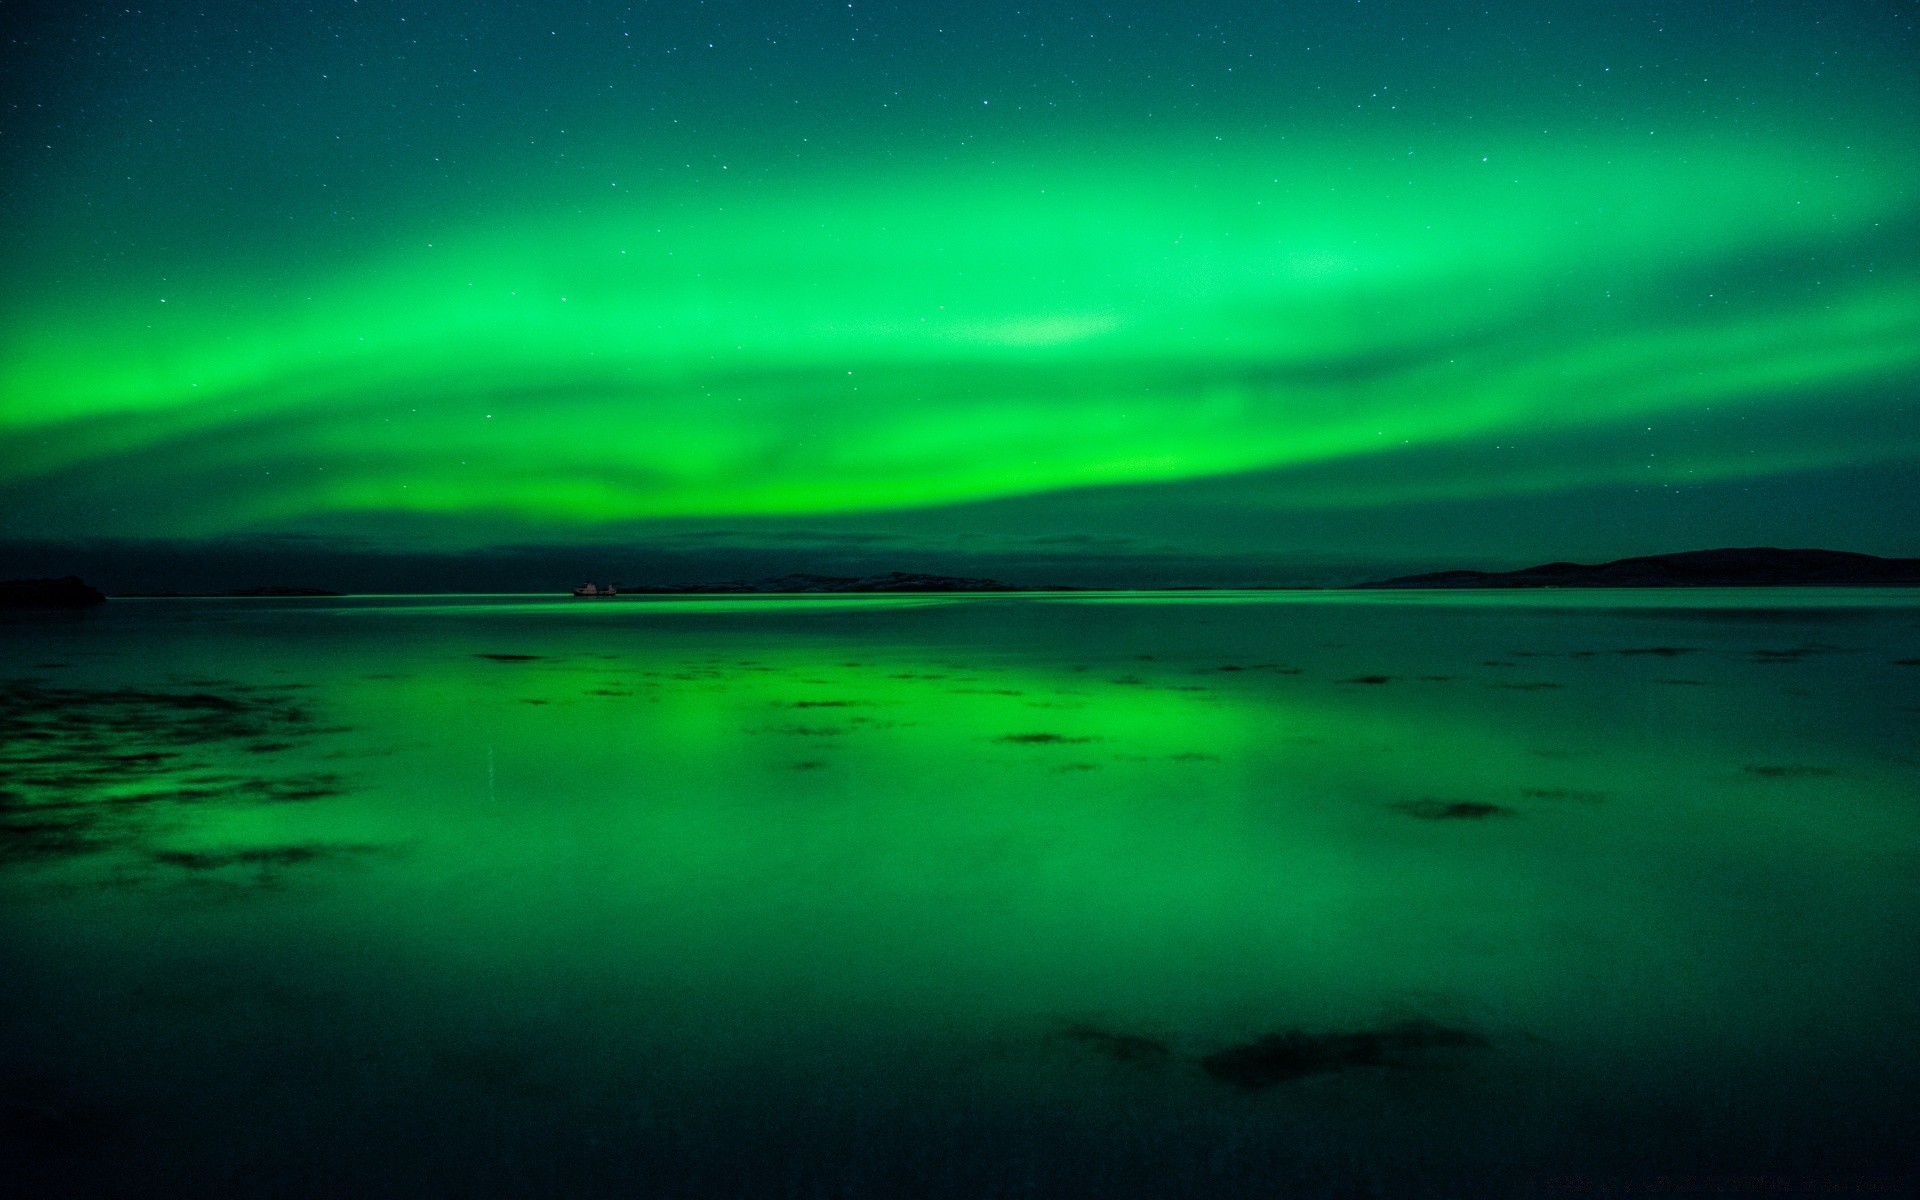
[3,0,1917,583]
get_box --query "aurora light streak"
[3,0,1917,581]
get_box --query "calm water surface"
[4,592,1918,1197]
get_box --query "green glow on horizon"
[4,133,1918,539]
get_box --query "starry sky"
[3,0,1917,589]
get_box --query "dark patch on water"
[786,700,865,708]
[1418,675,1456,682]
[1199,1020,1488,1089]
[789,760,829,771]
[519,698,550,705]
[1060,1023,1172,1067]
[1169,752,1218,762]
[1522,788,1606,803]
[1393,800,1514,820]
[246,773,346,802]
[1748,644,1850,665]
[148,842,380,871]
[997,733,1098,744]
[1655,678,1710,686]
[473,653,543,662]
[586,689,632,697]
[1341,675,1393,685]
[1744,765,1839,779]
[1052,762,1101,773]
[1893,659,1920,667]
[0,815,111,863]
[105,750,179,765]
[0,678,353,872]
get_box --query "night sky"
[3,1,1917,589]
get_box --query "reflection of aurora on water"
[4,133,1918,544]
[4,593,1918,1194]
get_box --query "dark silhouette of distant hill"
[0,576,107,608]
[597,572,1075,595]
[111,586,343,597]
[1352,548,1920,589]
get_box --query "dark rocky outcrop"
[1200,1020,1488,1088]
[0,577,106,608]
[1353,548,1920,589]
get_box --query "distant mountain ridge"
[606,572,1074,594]
[110,586,343,597]
[1352,548,1920,589]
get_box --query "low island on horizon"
[571,547,1920,596]
[8,548,1920,608]
[577,571,1068,596]
[1348,546,1920,590]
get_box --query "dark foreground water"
[3,591,1917,1198]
